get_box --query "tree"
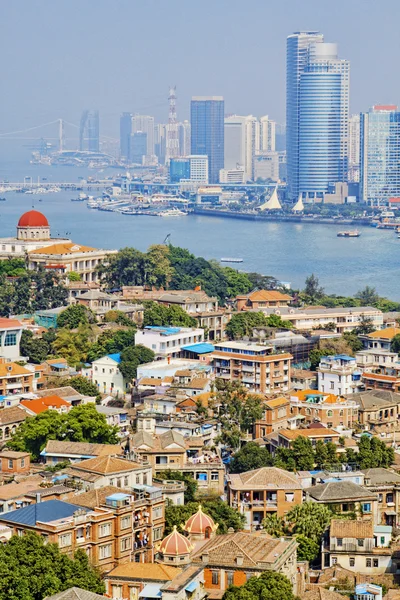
[343,331,363,353]
[145,244,174,288]
[391,334,400,354]
[104,310,136,327]
[230,442,273,473]
[57,305,95,329]
[291,436,315,471]
[223,571,297,600]
[86,328,137,362]
[0,531,104,600]
[164,500,245,536]
[225,312,268,340]
[8,404,119,460]
[295,534,320,562]
[262,513,285,537]
[119,345,155,382]
[0,257,26,277]
[354,315,376,335]
[304,274,324,302]
[62,376,101,400]
[358,435,395,469]
[285,502,332,541]
[52,324,97,366]
[67,271,81,281]
[355,286,379,306]
[98,247,148,288]
[20,330,50,364]
[265,314,293,329]
[143,303,197,328]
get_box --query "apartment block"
[135,327,205,359]
[290,389,358,429]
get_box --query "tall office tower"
[191,96,224,184]
[348,114,361,182]
[224,115,257,181]
[286,31,324,199]
[120,113,132,160]
[275,123,286,151]
[297,42,350,198]
[155,124,167,164]
[132,115,155,157]
[259,116,276,152]
[130,132,147,164]
[178,120,191,156]
[166,87,180,164]
[360,105,400,204]
[79,110,100,152]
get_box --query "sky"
[1,0,400,142]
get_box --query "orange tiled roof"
[139,377,163,386]
[0,363,32,378]
[107,563,181,580]
[20,395,71,415]
[0,318,22,330]
[279,428,341,440]
[71,455,143,475]
[291,389,340,404]
[265,397,289,409]
[367,327,400,340]
[363,372,397,382]
[240,290,292,302]
[29,242,97,256]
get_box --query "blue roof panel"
[181,343,215,354]
[4,500,89,526]
[107,353,121,363]
[145,326,181,336]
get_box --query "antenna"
[165,86,180,164]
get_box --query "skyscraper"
[259,116,276,152]
[191,97,224,184]
[120,113,132,160]
[132,115,155,157]
[224,115,257,181]
[360,105,400,204]
[130,132,147,164]
[178,120,191,156]
[79,110,100,152]
[348,114,361,182]
[286,31,324,199]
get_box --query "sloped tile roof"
[227,467,301,490]
[70,455,142,475]
[0,406,27,425]
[44,587,107,600]
[43,440,122,457]
[107,563,181,581]
[330,519,373,539]
[72,486,132,509]
[305,480,377,502]
[362,468,400,485]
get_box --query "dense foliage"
[308,337,355,370]
[86,328,137,362]
[7,404,119,460]
[60,376,101,400]
[0,269,68,317]
[143,302,197,327]
[229,442,273,473]
[20,329,51,364]
[356,435,395,469]
[118,345,155,381]
[164,499,245,536]
[0,257,26,277]
[223,571,298,600]
[225,311,293,340]
[57,304,96,329]
[0,532,104,600]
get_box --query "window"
[362,503,372,513]
[285,493,294,502]
[156,456,168,464]
[327,410,333,417]
[330,383,334,390]
[99,522,112,537]
[378,493,383,502]
[366,558,372,568]
[211,472,219,481]
[8,460,13,469]
[99,544,112,559]
[386,493,394,503]
[124,477,129,487]
[331,557,337,565]
[245,573,253,582]
[112,586,122,600]
[153,526,163,541]
[5,332,17,346]
[211,572,219,585]
[380,536,385,545]
[327,422,333,429]
[129,587,139,600]
[373,559,379,568]
[121,516,131,530]
[121,536,131,551]
[227,572,234,586]
[59,533,72,548]
[109,479,114,487]
[337,538,343,547]
[153,506,163,519]
[20,458,25,468]
[357,539,364,547]
[349,557,355,567]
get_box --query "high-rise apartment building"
[348,114,361,182]
[79,110,100,152]
[154,124,167,164]
[130,132,147,165]
[188,155,209,183]
[259,116,276,152]
[132,115,155,157]
[191,97,224,184]
[178,120,191,156]
[286,32,324,199]
[298,42,349,198]
[360,105,400,204]
[120,113,132,160]
[224,115,257,181]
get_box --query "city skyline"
[1,0,400,142]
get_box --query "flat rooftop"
[214,341,271,351]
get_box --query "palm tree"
[286,502,332,542]
[262,513,286,537]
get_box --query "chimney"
[36,493,41,504]
[202,552,209,564]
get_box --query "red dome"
[18,210,49,228]
[184,505,218,535]
[159,526,193,556]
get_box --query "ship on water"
[337,230,360,237]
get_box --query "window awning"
[385,510,397,515]
[139,585,162,599]
[185,581,199,593]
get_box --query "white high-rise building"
[224,115,257,181]
[178,121,191,156]
[188,155,208,183]
[259,116,276,152]
[132,115,155,157]
[348,114,360,182]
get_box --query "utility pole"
[165,86,179,164]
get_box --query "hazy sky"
[1,0,400,139]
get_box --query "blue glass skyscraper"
[120,113,132,160]
[191,97,224,184]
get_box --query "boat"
[71,197,85,202]
[337,230,360,238]
[0,197,6,202]
[220,257,244,263]
[158,208,188,217]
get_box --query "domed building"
[156,526,194,565]
[184,505,218,541]
[17,210,50,240]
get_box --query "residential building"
[360,105,400,204]
[136,359,205,381]
[158,566,206,600]
[104,563,182,600]
[236,289,292,311]
[44,588,107,600]
[130,132,147,164]
[254,152,280,182]
[259,115,276,152]
[362,468,400,527]
[323,520,393,574]
[291,368,318,391]
[0,360,34,396]
[79,109,99,152]
[305,481,378,522]
[188,155,209,183]
[120,112,132,160]
[361,363,400,394]
[191,531,298,596]
[351,391,400,431]
[360,328,400,351]
[356,349,398,371]
[20,395,72,416]
[355,584,383,600]
[258,306,383,333]
[135,327,204,360]
[0,481,74,514]
[349,113,360,182]
[36,385,96,406]
[28,241,117,283]
[63,455,152,491]
[226,467,302,530]
[0,318,23,361]
[290,389,358,429]
[191,97,224,184]
[224,115,258,181]
[270,427,342,452]
[0,450,30,475]
[82,353,128,396]
[76,290,144,324]
[72,485,165,564]
[211,341,292,394]
[41,358,69,378]
[40,440,123,465]
[0,406,27,442]
[286,31,324,199]
[183,505,218,542]
[254,397,291,438]
[317,355,364,396]
[95,406,129,438]
[178,120,191,156]
[132,114,155,157]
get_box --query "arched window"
[327,410,333,417]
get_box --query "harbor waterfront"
[1,186,400,299]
